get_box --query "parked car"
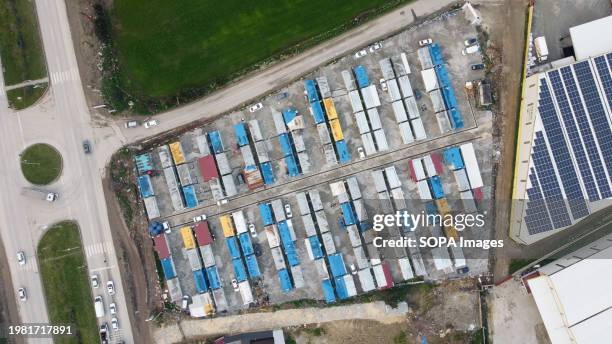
[17,251,26,266]
[91,274,100,288]
[464,38,477,46]
[418,38,433,46]
[181,295,190,309]
[284,203,293,218]
[471,63,485,70]
[276,92,289,100]
[462,45,480,55]
[354,49,367,58]
[124,120,138,128]
[193,214,207,223]
[350,264,357,275]
[216,199,228,206]
[144,119,158,128]
[231,279,239,291]
[111,318,119,332]
[249,102,263,113]
[379,78,388,92]
[368,42,382,52]
[106,281,115,295]
[357,147,366,159]
[83,140,92,154]
[248,223,257,237]
[162,221,171,234]
[109,302,117,315]
[18,288,27,302]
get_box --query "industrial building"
[511,15,612,244]
[526,233,612,344]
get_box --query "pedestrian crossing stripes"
[19,261,38,273]
[84,241,114,258]
[50,68,79,86]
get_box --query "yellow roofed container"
[329,119,344,141]
[220,214,235,237]
[180,226,196,249]
[323,98,338,120]
[169,142,185,165]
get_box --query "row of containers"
[152,220,229,317]
[304,78,351,165]
[418,42,464,131]
[378,55,428,143]
[342,65,390,156]
[259,200,305,293]
[233,120,275,188]
[270,107,311,176]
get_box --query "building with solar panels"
[511,15,612,244]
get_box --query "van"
[94,296,105,318]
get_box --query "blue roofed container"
[278,268,293,293]
[226,236,241,259]
[137,175,154,198]
[245,254,261,278]
[429,176,445,199]
[428,43,444,66]
[135,153,154,173]
[443,147,465,170]
[277,221,293,245]
[425,201,438,216]
[308,236,324,259]
[322,279,336,303]
[234,123,249,147]
[335,140,351,164]
[239,233,254,256]
[161,257,177,280]
[285,155,300,177]
[310,101,325,124]
[279,133,293,157]
[304,79,319,103]
[328,253,347,277]
[261,162,276,185]
[206,266,221,289]
[182,185,198,208]
[353,65,370,88]
[259,203,274,226]
[282,108,299,125]
[284,241,300,266]
[334,276,349,299]
[341,202,356,226]
[232,258,248,282]
[193,269,208,293]
[208,131,224,154]
[448,107,464,129]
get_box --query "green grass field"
[38,222,98,344]
[0,0,47,107]
[111,0,409,100]
[20,143,62,185]
[7,83,47,109]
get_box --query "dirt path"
[151,301,409,344]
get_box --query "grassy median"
[38,221,98,344]
[106,0,410,110]
[20,143,62,185]
[0,0,47,108]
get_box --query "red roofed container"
[153,234,171,259]
[198,155,219,182]
[194,221,213,246]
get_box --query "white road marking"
[84,241,114,257]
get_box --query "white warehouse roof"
[527,246,612,344]
[570,15,612,61]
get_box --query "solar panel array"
[524,53,612,235]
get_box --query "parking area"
[137,7,494,316]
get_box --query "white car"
[17,251,26,266]
[354,49,367,58]
[249,103,263,113]
[216,199,228,206]
[162,221,171,234]
[109,302,117,315]
[418,38,433,46]
[368,42,382,52]
[18,288,27,302]
[284,204,293,218]
[231,279,239,291]
[106,281,115,295]
[193,214,207,223]
[462,44,480,55]
[91,275,100,288]
[144,119,158,128]
[357,147,366,159]
[379,78,388,92]
[124,120,138,128]
[350,264,357,275]
[248,223,257,237]
[111,317,119,331]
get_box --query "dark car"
[471,63,485,70]
[83,140,92,154]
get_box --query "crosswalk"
[84,241,114,258]
[49,68,79,86]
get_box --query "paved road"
[0,0,134,342]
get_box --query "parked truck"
[21,188,58,202]
[534,36,548,62]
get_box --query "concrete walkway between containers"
[152,301,409,344]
